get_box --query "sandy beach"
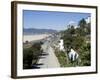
[23,34,50,43]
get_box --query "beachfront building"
[68,49,79,61]
[58,39,65,51]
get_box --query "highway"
[37,34,60,68]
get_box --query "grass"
[55,50,67,67]
[54,49,80,67]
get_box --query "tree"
[60,18,91,66]
[23,48,34,69]
[23,42,43,69]
[79,43,91,66]
[78,18,86,28]
[78,18,87,36]
[70,25,75,35]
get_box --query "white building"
[85,16,91,24]
[58,39,65,51]
[68,49,79,61]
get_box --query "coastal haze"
[23,28,57,43]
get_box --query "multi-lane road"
[37,34,60,68]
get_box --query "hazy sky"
[23,10,90,31]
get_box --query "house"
[58,39,65,51]
[68,49,79,62]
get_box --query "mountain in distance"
[23,28,57,35]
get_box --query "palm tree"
[78,18,86,28]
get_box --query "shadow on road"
[39,52,49,56]
[32,63,44,69]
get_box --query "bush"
[79,43,91,66]
[60,18,91,67]
[23,42,43,69]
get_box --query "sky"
[23,10,90,31]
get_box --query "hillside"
[23,28,57,35]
